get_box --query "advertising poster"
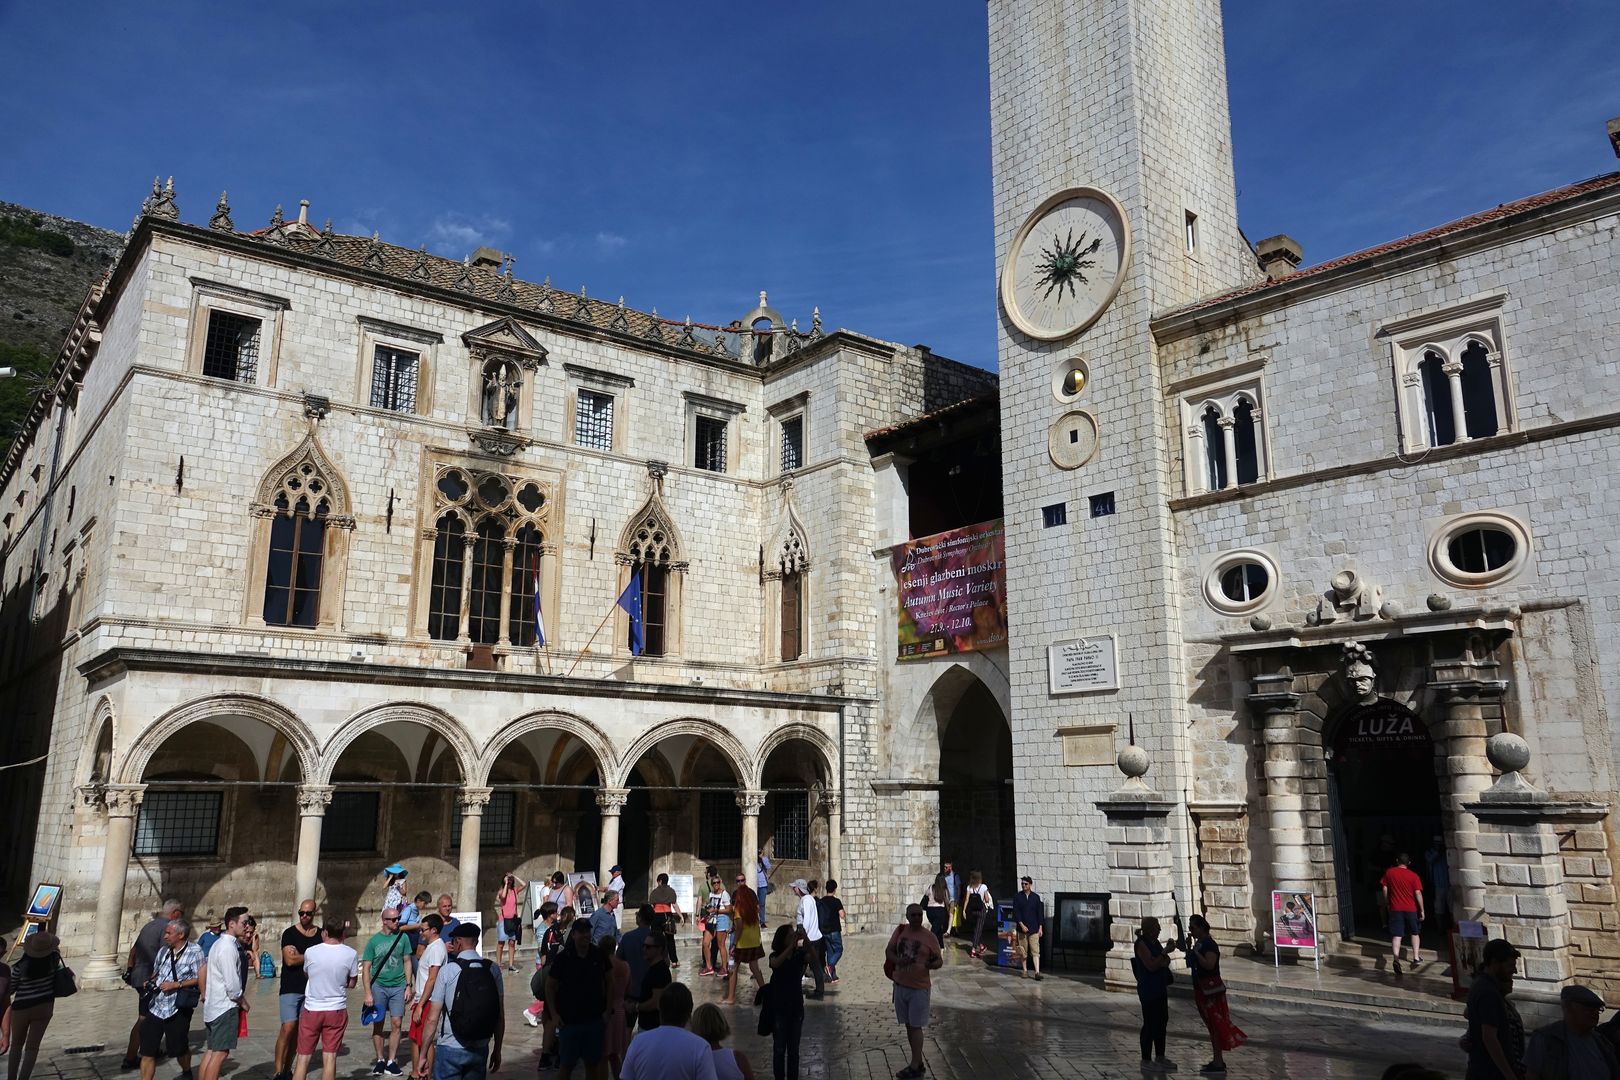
[668,873,696,928]
[893,519,1007,660]
[1271,891,1317,950]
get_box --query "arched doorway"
[616,728,746,907]
[1327,701,1443,938]
[938,677,1016,899]
[757,736,835,922]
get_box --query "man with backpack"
[423,922,504,1078]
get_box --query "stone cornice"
[77,646,873,708]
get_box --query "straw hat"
[24,930,59,959]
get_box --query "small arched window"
[467,518,507,645]
[250,435,352,631]
[1232,397,1260,486]
[1459,340,1498,439]
[780,570,803,661]
[508,523,544,646]
[263,492,327,627]
[428,513,467,641]
[1201,405,1227,491]
[1419,349,1457,447]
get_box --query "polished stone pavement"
[22,933,1463,1079]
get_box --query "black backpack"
[446,956,500,1045]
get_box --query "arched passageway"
[938,678,1016,899]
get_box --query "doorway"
[1326,701,1443,939]
[938,678,1016,899]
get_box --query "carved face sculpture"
[1346,660,1377,703]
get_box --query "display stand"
[5,882,63,961]
[1270,890,1320,970]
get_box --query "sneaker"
[385,1063,403,1077]
[896,1066,925,1079]
[523,1009,539,1027]
[372,1061,386,1076]
[700,967,715,976]
[1157,1059,1179,1072]
[120,1060,140,1072]
[1199,1063,1227,1075]
[1393,958,1403,976]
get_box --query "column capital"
[595,787,630,815]
[297,784,335,816]
[458,786,494,812]
[817,789,841,816]
[735,789,767,816]
[104,784,147,818]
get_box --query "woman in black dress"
[765,924,809,1080]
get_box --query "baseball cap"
[790,878,809,891]
[1482,939,1519,964]
[610,865,622,873]
[449,922,481,941]
[1562,985,1605,1009]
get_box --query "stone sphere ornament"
[1249,613,1273,632]
[1486,731,1532,774]
[1427,593,1453,612]
[1117,744,1151,780]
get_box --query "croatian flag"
[530,554,546,647]
[616,570,644,657]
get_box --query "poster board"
[449,911,484,955]
[569,872,598,915]
[893,519,1008,659]
[1047,637,1119,695]
[668,873,696,929]
[26,882,62,921]
[1450,920,1488,1000]
[1270,890,1319,969]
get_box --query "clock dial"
[1001,187,1131,341]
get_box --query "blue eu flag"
[616,570,644,656]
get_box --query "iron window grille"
[772,790,809,861]
[201,311,262,383]
[321,791,380,853]
[780,415,804,472]
[694,416,728,473]
[370,346,419,413]
[452,790,517,849]
[134,791,222,856]
[698,790,742,862]
[576,390,614,450]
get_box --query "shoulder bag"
[360,934,406,1026]
[53,957,80,998]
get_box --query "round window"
[1050,356,1091,403]
[1204,550,1278,615]
[1429,513,1530,588]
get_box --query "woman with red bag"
[1186,914,1245,1075]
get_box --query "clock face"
[1001,187,1131,341]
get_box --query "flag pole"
[564,603,621,679]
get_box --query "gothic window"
[202,311,261,383]
[617,490,686,658]
[428,513,467,641]
[1180,376,1270,495]
[370,345,419,413]
[641,563,669,656]
[1385,300,1514,454]
[576,390,614,450]
[766,497,811,663]
[480,358,522,430]
[780,570,803,661]
[780,415,804,473]
[248,433,353,630]
[421,464,555,646]
[694,416,728,472]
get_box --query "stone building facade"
[988,0,1620,1001]
[0,191,996,980]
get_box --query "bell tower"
[988,0,1256,895]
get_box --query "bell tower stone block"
[988,0,1258,897]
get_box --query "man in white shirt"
[619,983,716,1080]
[792,880,825,999]
[199,905,249,1080]
[409,914,448,1080]
[293,920,360,1080]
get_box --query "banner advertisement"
[1271,890,1319,969]
[893,519,1008,660]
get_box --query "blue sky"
[2,1,1616,369]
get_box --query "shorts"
[205,1008,240,1052]
[140,1009,192,1058]
[297,1007,349,1056]
[892,985,930,1028]
[498,916,522,943]
[278,993,306,1024]
[557,1021,605,1066]
[1389,909,1421,937]
[373,983,407,1019]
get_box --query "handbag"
[54,959,80,998]
[361,933,406,1026]
[160,947,200,1010]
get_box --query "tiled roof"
[1163,171,1620,319]
[865,389,999,443]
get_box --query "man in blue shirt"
[1011,876,1045,981]
[589,891,622,946]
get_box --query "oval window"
[1220,562,1269,604]
[1204,549,1278,615]
[1429,513,1531,588]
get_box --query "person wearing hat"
[5,930,67,1080]
[383,865,409,915]
[1463,938,1526,1080]
[791,879,825,999]
[606,865,626,897]
[423,922,504,1077]
[1524,985,1619,1080]
[198,911,224,956]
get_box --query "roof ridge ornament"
[264,204,289,246]
[810,306,823,339]
[678,316,698,348]
[644,307,664,342]
[454,254,476,293]
[314,218,336,256]
[536,275,554,313]
[610,296,629,331]
[147,176,180,221]
[208,191,234,232]
[496,257,518,303]
[410,244,432,281]
[573,285,592,320]
[363,231,386,270]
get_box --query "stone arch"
[319,701,476,785]
[475,709,617,788]
[76,695,117,791]
[618,491,684,567]
[253,429,353,519]
[611,718,750,788]
[120,693,320,784]
[751,723,838,791]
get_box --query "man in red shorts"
[1380,853,1426,975]
[293,920,359,1080]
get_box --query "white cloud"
[425,212,513,256]
[594,231,628,253]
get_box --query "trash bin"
[995,900,1017,967]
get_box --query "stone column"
[82,784,145,983]
[1097,748,1178,994]
[820,789,842,882]
[1464,733,1608,1004]
[737,789,766,890]
[1217,415,1238,487]
[1430,657,1508,923]
[496,538,515,646]
[1443,360,1469,440]
[1190,802,1255,948]
[457,787,492,906]
[1247,672,1313,892]
[596,787,629,888]
[457,536,475,642]
[293,784,333,907]
[649,811,677,882]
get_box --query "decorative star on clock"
[1035,228,1104,301]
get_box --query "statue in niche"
[1342,641,1378,705]
[481,357,520,430]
